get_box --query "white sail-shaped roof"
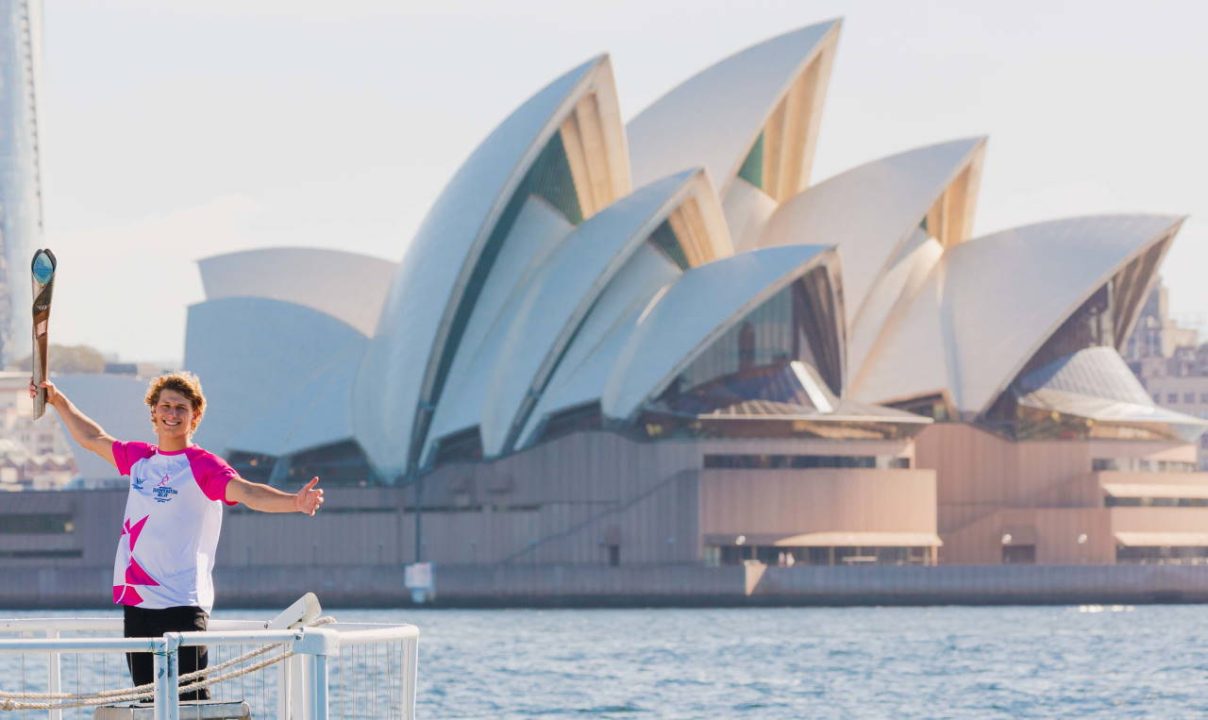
[222,343,364,458]
[760,137,986,334]
[480,169,730,458]
[603,244,839,422]
[186,297,367,459]
[851,215,1184,415]
[628,20,840,200]
[442,197,574,367]
[725,177,780,252]
[416,196,575,458]
[516,244,683,450]
[198,248,396,337]
[423,169,731,463]
[845,228,946,379]
[355,54,630,477]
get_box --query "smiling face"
[151,388,201,446]
[143,373,207,450]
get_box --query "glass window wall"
[1092,457,1197,473]
[227,451,276,484]
[662,266,841,408]
[703,453,912,470]
[239,440,381,487]
[0,513,73,534]
[737,132,765,189]
[712,544,933,566]
[1016,286,1115,380]
[1105,496,1208,508]
[433,427,484,467]
[1117,546,1208,564]
[647,220,690,270]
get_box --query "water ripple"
[8,605,1206,719]
[393,605,1208,719]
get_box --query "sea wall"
[4,563,1208,609]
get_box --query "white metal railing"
[0,617,418,720]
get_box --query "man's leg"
[123,605,155,693]
[172,606,211,702]
[123,605,211,701]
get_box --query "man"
[32,372,324,699]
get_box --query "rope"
[0,614,340,711]
[0,640,282,701]
[1,650,294,711]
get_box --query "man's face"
[151,389,200,441]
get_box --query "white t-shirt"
[111,441,236,613]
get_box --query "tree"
[13,344,107,374]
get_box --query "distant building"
[1124,282,1208,470]
[0,367,172,489]
[0,371,74,489]
[102,361,174,377]
[0,0,45,368]
[48,372,153,488]
[1125,283,1199,372]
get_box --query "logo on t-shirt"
[153,474,178,504]
[132,475,145,491]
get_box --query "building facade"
[1123,282,1208,470]
[0,371,73,489]
[0,0,44,368]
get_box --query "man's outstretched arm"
[227,476,324,515]
[31,380,117,467]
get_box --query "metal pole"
[401,637,419,720]
[289,655,308,720]
[309,653,329,720]
[153,635,180,720]
[413,470,423,562]
[295,626,337,720]
[277,649,291,720]
[47,630,61,720]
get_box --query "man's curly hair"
[144,372,206,420]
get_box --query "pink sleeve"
[112,441,155,476]
[186,448,238,506]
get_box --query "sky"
[37,0,1208,365]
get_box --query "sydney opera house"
[58,20,1208,573]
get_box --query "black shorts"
[123,605,211,701]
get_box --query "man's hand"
[28,378,61,406]
[294,477,324,516]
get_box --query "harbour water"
[4,604,1207,718]
[395,605,1208,719]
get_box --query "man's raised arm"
[226,476,324,515]
[31,379,117,467]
